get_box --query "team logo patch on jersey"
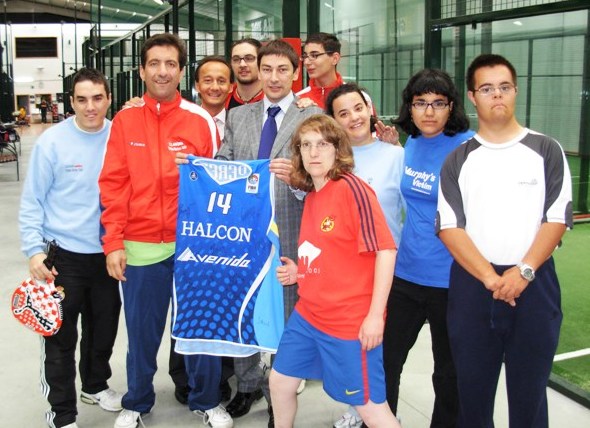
[246,173,260,194]
[189,171,198,181]
[320,216,335,232]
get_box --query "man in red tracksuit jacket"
[99,33,232,428]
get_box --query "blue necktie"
[258,106,282,159]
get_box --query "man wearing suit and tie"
[216,39,323,427]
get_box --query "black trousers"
[42,248,121,428]
[383,277,458,428]
[169,338,188,388]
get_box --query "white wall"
[2,22,138,119]
[0,23,90,118]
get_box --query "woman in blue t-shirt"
[384,69,474,428]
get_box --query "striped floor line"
[554,348,590,362]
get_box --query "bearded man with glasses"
[227,38,265,110]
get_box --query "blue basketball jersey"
[173,156,284,356]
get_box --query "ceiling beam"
[3,0,91,23]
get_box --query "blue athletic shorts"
[273,309,386,405]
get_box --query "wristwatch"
[517,262,535,282]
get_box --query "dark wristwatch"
[517,262,535,282]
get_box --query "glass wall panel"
[441,10,586,154]
[233,0,283,41]
[321,0,425,116]
[441,0,567,19]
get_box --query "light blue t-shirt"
[352,139,405,245]
[19,116,111,257]
[395,129,475,288]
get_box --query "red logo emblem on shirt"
[320,216,335,232]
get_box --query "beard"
[236,74,257,85]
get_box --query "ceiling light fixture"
[14,76,34,83]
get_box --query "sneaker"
[296,379,306,395]
[194,405,234,428]
[333,411,363,428]
[81,388,123,412]
[114,409,147,428]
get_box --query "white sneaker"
[114,409,146,428]
[194,405,234,428]
[81,388,123,412]
[296,379,306,395]
[62,424,79,428]
[333,411,363,428]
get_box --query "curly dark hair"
[290,114,355,192]
[141,33,187,70]
[393,68,469,137]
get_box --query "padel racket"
[11,241,64,336]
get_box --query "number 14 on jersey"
[207,192,233,215]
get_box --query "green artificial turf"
[552,222,590,394]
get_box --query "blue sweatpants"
[186,354,222,411]
[121,257,175,413]
[120,256,222,413]
[447,258,562,428]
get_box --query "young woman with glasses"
[384,68,474,428]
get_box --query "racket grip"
[43,240,58,270]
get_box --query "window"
[15,37,58,58]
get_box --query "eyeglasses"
[411,101,449,111]
[298,141,334,152]
[300,52,333,62]
[231,54,257,64]
[474,84,516,96]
